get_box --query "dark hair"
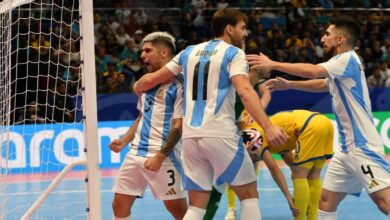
[329,17,360,46]
[211,8,248,37]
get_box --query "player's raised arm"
[133,66,176,95]
[246,53,328,79]
[265,77,329,93]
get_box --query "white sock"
[240,198,261,220]
[113,215,131,220]
[318,209,337,220]
[183,206,206,220]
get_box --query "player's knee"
[232,182,258,201]
[319,193,332,211]
[373,197,390,215]
[112,194,132,216]
[164,199,187,219]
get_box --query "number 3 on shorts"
[167,169,175,186]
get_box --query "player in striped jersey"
[109,32,187,220]
[248,17,390,219]
[134,8,288,220]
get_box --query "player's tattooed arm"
[144,118,182,171]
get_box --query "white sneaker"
[224,208,236,220]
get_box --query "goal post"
[0,0,101,219]
[80,0,101,218]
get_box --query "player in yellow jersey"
[238,96,334,220]
[222,81,334,220]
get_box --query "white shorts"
[322,147,390,196]
[182,136,257,191]
[113,153,186,200]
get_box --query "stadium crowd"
[11,0,390,124]
[92,0,390,93]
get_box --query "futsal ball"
[240,128,263,152]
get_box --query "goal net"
[0,0,100,219]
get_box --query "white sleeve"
[165,52,183,76]
[172,82,183,119]
[228,49,249,78]
[136,95,142,112]
[318,53,351,79]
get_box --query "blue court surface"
[2,166,389,219]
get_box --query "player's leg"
[370,187,390,215]
[291,163,311,220]
[307,160,324,220]
[112,194,137,219]
[210,137,259,219]
[163,198,188,220]
[204,187,223,220]
[319,150,358,220]
[318,189,346,220]
[112,154,148,219]
[181,138,214,220]
[352,148,390,216]
[224,186,237,220]
[146,154,188,219]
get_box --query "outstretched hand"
[246,53,274,73]
[264,77,290,91]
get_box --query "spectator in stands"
[285,32,303,49]
[133,30,144,52]
[367,64,386,88]
[16,101,46,124]
[47,82,75,123]
[157,15,174,34]
[115,25,132,47]
[119,39,138,61]
[133,8,148,26]
[379,60,390,79]
[116,73,132,93]
[95,46,112,75]
[98,75,118,93]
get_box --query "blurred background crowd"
[91,0,390,94]
[9,0,390,124]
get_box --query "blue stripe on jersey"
[330,92,347,151]
[347,56,374,124]
[190,40,221,127]
[183,173,204,190]
[335,78,368,150]
[360,145,390,173]
[137,88,158,156]
[215,46,237,114]
[179,45,195,118]
[216,138,245,186]
[161,83,178,147]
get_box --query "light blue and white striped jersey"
[319,50,383,153]
[129,79,183,158]
[166,39,248,138]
